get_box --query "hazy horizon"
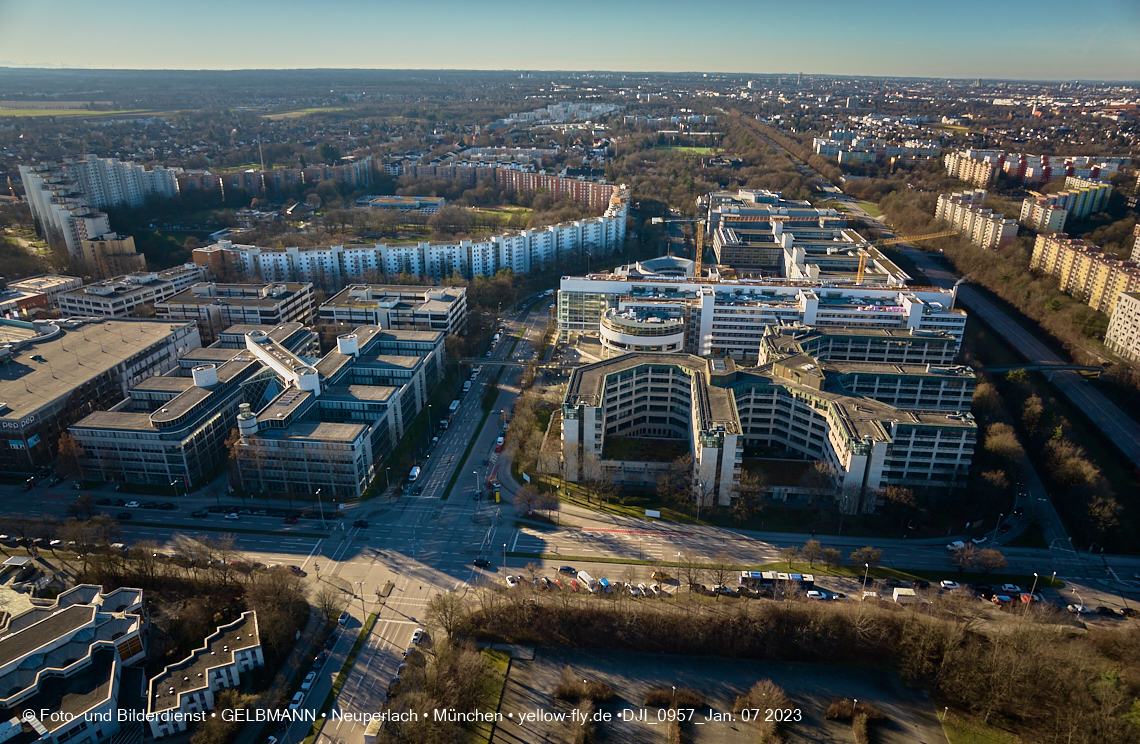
[2,0,1137,81]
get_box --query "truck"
[408,466,421,482]
[448,400,461,415]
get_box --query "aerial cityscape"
[0,3,1137,744]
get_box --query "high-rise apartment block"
[1018,177,1113,232]
[20,156,180,259]
[935,190,1018,249]
[1105,292,1140,364]
[944,149,1128,187]
[1030,234,1140,317]
[79,232,148,278]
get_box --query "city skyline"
[2,0,1138,81]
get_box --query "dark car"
[189,509,208,518]
[352,519,369,528]
[289,565,305,576]
[883,578,902,589]
[325,633,338,649]
[142,501,159,509]
[1119,607,1138,618]
[1012,507,1024,516]
[913,580,931,589]
[1095,606,1119,617]
[558,566,576,574]
[313,651,328,668]
[113,499,127,507]
[998,523,1012,533]
[116,512,132,520]
[158,502,176,511]
[95,498,113,506]
[207,506,229,513]
[472,558,491,568]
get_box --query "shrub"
[554,666,612,703]
[734,680,791,743]
[825,699,885,722]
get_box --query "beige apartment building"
[80,232,148,278]
[1030,234,1140,317]
[1105,292,1140,364]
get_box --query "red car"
[283,516,298,524]
[494,444,503,452]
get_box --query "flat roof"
[321,384,398,403]
[354,354,423,370]
[0,319,192,424]
[157,282,310,308]
[149,613,259,714]
[0,647,116,732]
[8,275,81,291]
[0,604,95,669]
[253,420,367,443]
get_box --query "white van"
[408,466,421,482]
[577,570,597,593]
[463,381,472,393]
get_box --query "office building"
[20,156,180,259]
[7,274,83,307]
[57,265,207,318]
[0,317,200,476]
[0,283,49,318]
[701,189,846,233]
[147,612,262,739]
[1105,292,1140,364]
[560,340,976,507]
[79,232,148,279]
[70,323,443,495]
[318,284,467,337]
[935,190,1018,250]
[0,585,146,744]
[155,282,315,344]
[557,265,966,362]
[710,222,909,284]
[1030,234,1140,317]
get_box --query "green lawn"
[602,437,689,462]
[855,200,882,218]
[469,649,511,743]
[264,107,348,120]
[0,108,151,117]
[654,146,714,155]
[943,711,1020,744]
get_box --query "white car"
[940,580,960,590]
[505,575,518,588]
[288,692,305,710]
[1000,584,1021,594]
[649,583,662,597]
[1067,604,1093,615]
[971,536,988,545]
[224,513,240,520]
[805,590,827,600]
[124,501,140,508]
[946,541,966,551]
[411,628,425,645]
[637,583,648,597]
[301,671,316,691]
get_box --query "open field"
[653,146,715,155]
[494,647,946,744]
[0,108,152,118]
[263,107,349,120]
[855,200,882,217]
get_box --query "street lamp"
[1029,572,1039,598]
[862,563,870,595]
[991,513,1004,541]
[171,479,180,500]
[384,467,391,491]
[354,581,366,614]
[315,488,326,526]
[428,404,433,436]
[473,470,479,497]
[502,542,507,568]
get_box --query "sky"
[1,0,1138,81]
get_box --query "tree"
[801,539,823,568]
[821,548,843,569]
[731,469,767,523]
[676,549,706,591]
[656,454,694,507]
[975,548,1008,574]
[315,583,349,622]
[580,453,616,505]
[707,552,735,594]
[514,486,538,515]
[849,546,882,567]
[56,433,83,479]
[425,592,468,638]
[778,547,800,569]
[66,494,97,520]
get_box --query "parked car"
[940,580,960,590]
[325,633,338,649]
[1095,606,1119,617]
[290,565,305,576]
[312,651,328,668]
[991,595,1014,607]
[505,575,519,588]
[124,501,140,509]
[116,512,132,520]
[971,536,988,545]
[338,611,350,626]
[651,570,671,581]
[141,501,159,509]
[649,584,662,597]
[158,502,176,510]
[411,628,425,645]
[558,566,576,574]
[946,541,966,551]
[1000,584,1021,594]
[997,523,1011,533]
[224,513,240,520]
[301,671,317,691]
[805,590,827,600]
[95,498,112,506]
[283,516,298,524]
[288,692,305,710]
[1067,604,1093,615]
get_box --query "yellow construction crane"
[855,229,959,284]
